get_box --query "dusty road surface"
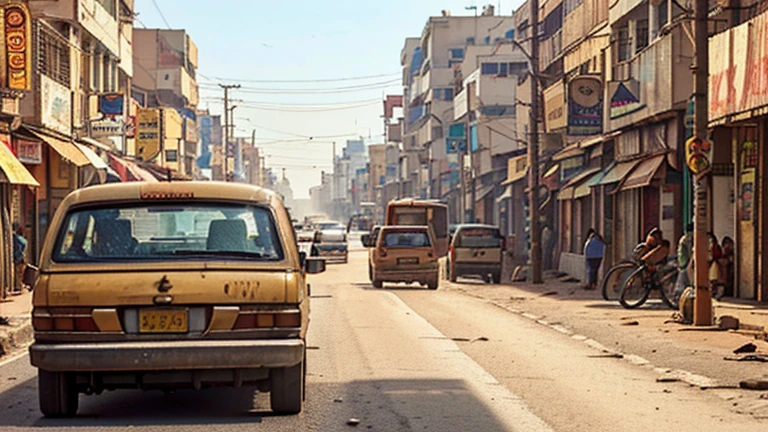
[0,244,764,431]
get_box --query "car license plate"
[398,257,419,265]
[139,309,188,333]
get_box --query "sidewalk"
[444,273,768,417]
[0,290,33,358]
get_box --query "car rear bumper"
[375,264,438,282]
[453,262,501,275]
[30,339,304,372]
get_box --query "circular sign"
[5,9,24,27]
[570,76,602,108]
[685,136,712,175]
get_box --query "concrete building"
[132,28,199,177]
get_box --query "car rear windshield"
[52,203,284,263]
[382,231,431,248]
[456,228,502,248]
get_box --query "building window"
[36,21,71,87]
[91,53,101,92]
[466,36,475,45]
[635,19,649,53]
[481,62,499,75]
[166,150,178,162]
[658,0,669,32]
[449,48,465,59]
[505,29,515,39]
[499,63,509,76]
[509,62,528,76]
[484,36,491,44]
[434,88,454,101]
[617,26,630,62]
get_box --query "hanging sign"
[685,136,712,175]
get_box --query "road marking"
[380,291,554,432]
[0,350,28,369]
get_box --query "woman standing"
[584,229,607,290]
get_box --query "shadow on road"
[0,376,511,431]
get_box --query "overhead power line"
[150,0,172,29]
[198,78,401,94]
[201,72,400,84]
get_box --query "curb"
[452,285,730,391]
[0,318,32,358]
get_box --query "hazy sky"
[135,0,521,198]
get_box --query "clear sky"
[134,0,521,198]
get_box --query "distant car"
[314,222,348,263]
[365,225,439,290]
[296,229,318,256]
[448,224,505,284]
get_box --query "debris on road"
[347,418,361,427]
[733,343,758,354]
[724,354,768,363]
[717,315,739,330]
[588,353,623,359]
[540,291,558,297]
[471,337,489,343]
[740,380,768,391]
[621,320,640,326]
[334,398,344,403]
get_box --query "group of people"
[581,224,735,297]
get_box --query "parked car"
[26,182,325,417]
[314,221,348,263]
[296,229,318,257]
[361,225,382,280]
[447,224,505,284]
[364,225,439,290]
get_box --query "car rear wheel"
[372,274,383,289]
[427,272,439,290]
[270,359,304,415]
[449,264,457,283]
[492,271,501,284]
[38,370,78,418]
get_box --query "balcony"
[540,29,562,71]
[606,25,694,131]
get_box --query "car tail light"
[233,310,301,329]
[449,245,455,260]
[428,250,434,258]
[33,307,98,332]
[379,247,388,258]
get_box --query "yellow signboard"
[2,2,32,91]
[685,136,712,175]
[136,108,161,161]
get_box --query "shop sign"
[544,82,566,132]
[608,81,645,119]
[2,3,31,91]
[98,93,124,116]
[90,118,123,138]
[40,75,72,135]
[15,138,41,164]
[685,136,712,175]
[136,108,161,161]
[184,117,197,143]
[709,9,768,122]
[567,75,603,136]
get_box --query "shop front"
[708,9,768,301]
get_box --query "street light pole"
[528,0,543,284]
[692,0,712,325]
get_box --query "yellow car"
[26,182,324,417]
[364,225,439,290]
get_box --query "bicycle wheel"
[658,268,681,310]
[600,261,637,301]
[619,266,650,309]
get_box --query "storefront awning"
[617,154,667,192]
[77,136,112,152]
[502,168,527,185]
[74,143,108,170]
[557,168,601,201]
[552,143,584,162]
[578,131,620,149]
[0,143,39,186]
[29,131,90,167]
[574,171,604,199]
[475,183,495,202]
[107,153,159,183]
[595,159,643,186]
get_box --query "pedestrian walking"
[12,223,27,295]
[583,228,606,290]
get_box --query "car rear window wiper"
[170,250,266,259]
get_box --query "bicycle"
[619,259,680,309]
[600,243,646,301]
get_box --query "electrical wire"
[203,72,400,84]
[150,0,172,29]
[198,78,401,94]
[238,100,380,112]
[200,97,381,107]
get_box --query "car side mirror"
[305,257,326,274]
[299,251,307,268]
[23,264,39,290]
[361,234,371,247]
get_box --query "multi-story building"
[401,6,518,204]
[132,28,199,177]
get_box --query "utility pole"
[528,0,543,284]
[692,0,712,325]
[220,83,240,181]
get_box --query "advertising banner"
[567,75,603,136]
[136,108,161,161]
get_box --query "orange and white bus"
[385,199,449,257]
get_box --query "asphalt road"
[0,241,764,431]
